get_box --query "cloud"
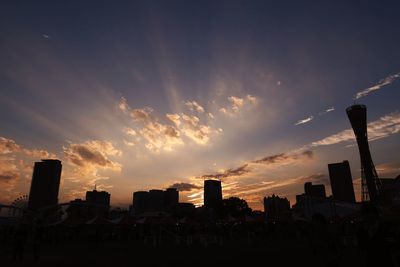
[118,97,154,122]
[130,107,153,122]
[355,72,400,99]
[0,137,20,154]
[311,111,400,147]
[119,97,129,112]
[229,173,328,198]
[168,182,201,192]
[319,107,335,115]
[246,95,258,105]
[166,113,181,126]
[184,101,205,113]
[294,116,314,125]
[63,140,121,170]
[120,97,220,151]
[179,114,214,145]
[139,121,183,152]
[124,127,137,136]
[1,136,56,159]
[229,96,245,111]
[200,164,250,180]
[252,150,313,165]
[193,150,314,183]
[22,148,56,158]
[219,95,259,116]
[61,140,122,200]
[0,170,19,183]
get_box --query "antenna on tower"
[94,184,97,191]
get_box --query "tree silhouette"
[222,197,252,218]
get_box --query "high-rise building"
[304,182,326,198]
[164,188,179,211]
[85,189,110,216]
[204,179,222,209]
[328,160,356,203]
[148,189,165,211]
[346,104,381,202]
[132,191,149,214]
[86,189,110,207]
[28,159,62,210]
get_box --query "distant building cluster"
[130,188,179,214]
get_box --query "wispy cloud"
[311,111,400,146]
[184,101,205,113]
[355,72,400,99]
[294,116,314,125]
[319,106,335,115]
[296,106,335,126]
[252,150,313,165]
[199,164,250,180]
[194,150,314,181]
[219,95,259,116]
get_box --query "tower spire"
[346,104,381,203]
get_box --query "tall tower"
[204,180,222,209]
[28,159,62,210]
[346,104,381,202]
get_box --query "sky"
[1,0,400,210]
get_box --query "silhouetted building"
[346,104,381,202]
[86,189,110,216]
[132,191,149,214]
[264,194,291,221]
[148,189,165,212]
[204,179,222,209]
[164,188,179,211]
[131,188,180,214]
[328,160,356,203]
[28,159,62,210]
[304,182,326,198]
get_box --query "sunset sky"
[1,1,400,210]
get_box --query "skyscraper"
[85,189,111,216]
[304,182,326,198]
[164,188,179,211]
[28,159,62,210]
[328,161,356,203]
[204,179,222,209]
[346,104,381,202]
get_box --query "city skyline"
[1,1,400,210]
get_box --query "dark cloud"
[74,145,111,166]
[200,164,250,180]
[63,141,121,170]
[253,150,313,164]
[168,182,201,192]
[195,150,314,181]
